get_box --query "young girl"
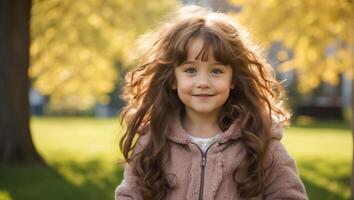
[115,5,308,200]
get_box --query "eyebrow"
[181,60,227,66]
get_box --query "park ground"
[0,117,351,200]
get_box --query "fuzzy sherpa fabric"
[115,113,308,200]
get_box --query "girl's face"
[173,37,234,117]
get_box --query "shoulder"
[264,119,296,169]
[265,132,297,174]
[268,112,294,162]
[262,131,307,198]
[268,140,293,164]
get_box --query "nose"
[195,72,211,88]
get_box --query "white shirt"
[189,133,220,153]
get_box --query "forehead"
[185,37,216,62]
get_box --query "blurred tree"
[0,0,44,163]
[30,0,178,111]
[230,0,353,93]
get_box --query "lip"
[192,94,215,99]
[193,94,214,96]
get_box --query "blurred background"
[0,0,352,199]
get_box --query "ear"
[230,82,235,90]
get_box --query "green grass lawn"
[0,117,351,200]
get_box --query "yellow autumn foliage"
[30,0,178,111]
[230,0,353,93]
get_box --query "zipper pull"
[201,156,206,167]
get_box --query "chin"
[192,108,218,115]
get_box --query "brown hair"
[119,5,290,199]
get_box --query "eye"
[211,68,223,75]
[184,67,196,74]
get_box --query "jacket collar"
[166,111,243,145]
[165,111,284,145]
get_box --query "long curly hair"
[119,5,290,199]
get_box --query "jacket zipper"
[192,141,218,200]
[199,152,206,200]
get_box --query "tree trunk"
[350,71,354,200]
[0,0,44,163]
[351,1,354,199]
[351,52,354,199]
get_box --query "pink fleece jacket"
[115,115,308,200]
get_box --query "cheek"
[176,85,191,104]
[215,79,233,93]
[176,80,192,93]
[175,79,192,102]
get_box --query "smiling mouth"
[193,94,215,97]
